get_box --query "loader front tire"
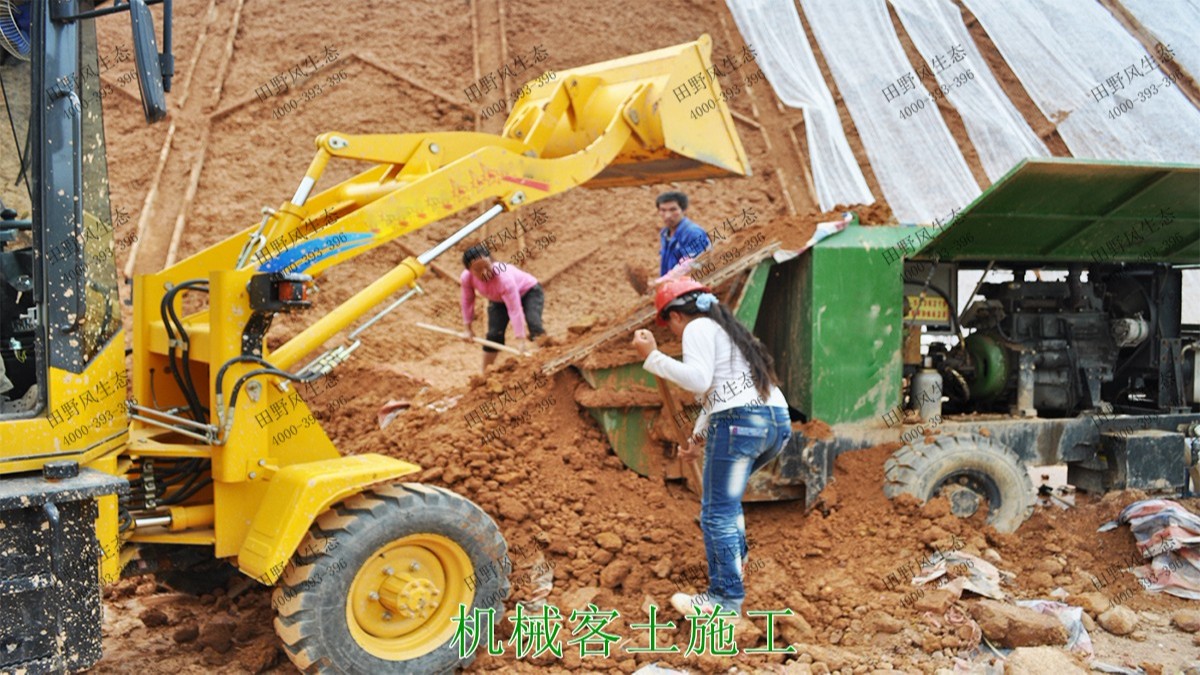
[883,434,1034,533]
[273,483,508,674]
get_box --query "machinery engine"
[918,264,1196,418]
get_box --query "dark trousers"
[484,284,545,352]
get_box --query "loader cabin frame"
[1,2,137,671]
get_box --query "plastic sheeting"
[1119,0,1200,84]
[890,0,1049,182]
[1100,499,1200,600]
[724,0,874,212]
[798,0,980,224]
[962,0,1200,163]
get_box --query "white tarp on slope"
[963,0,1200,162]
[1119,0,1200,84]
[725,0,874,211]
[890,0,1050,182]
[798,0,980,224]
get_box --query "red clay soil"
[87,1,1200,674]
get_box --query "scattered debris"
[1099,499,1200,599]
[968,599,1070,648]
[1015,599,1093,655]
[913,550,1006,600]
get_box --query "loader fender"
[237,454,421,584]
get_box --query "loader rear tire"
[273,483,508,674]
[883,434,1034,533]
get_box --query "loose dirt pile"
[96,342,1200,673]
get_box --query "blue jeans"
[699,406,791,614]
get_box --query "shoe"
[671,592,716,617]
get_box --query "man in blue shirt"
[657,191,711,277]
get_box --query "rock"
[595,532,623,552]
[1069,591,1111,617]
[1034,559,1065,576]
[442,464,469,485]
[983,548,1003,564]
[567,315,598,335]
[865,612,904,635]
[591,549,614,565]
[241,636,280,673]
[598,559,633,589]
[968,600,1069,648]
[233,620,259,642]
[919,525,950,545]
[777,611,816,643]
[1004,647,1087,674]
[640,595,659,619]
[651,557,673,579]
[1027,571,1055,589]
[1140,663,1164,675]
[735,616,765,650]
[1080,612,1096,633]
[1172,609,1200,633]
[560,586,600,612]
[1098,605,1139,636]
[172,624,200,644]
[914,589,957,614]
[199,617,237,654]
[139,608,170,628]
[497,497,529,522]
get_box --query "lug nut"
[382,612,392,621]
[383,566,394,576]
[410,562,420,572]
[368,591,379,601]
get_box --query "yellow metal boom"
[123,34,748,583]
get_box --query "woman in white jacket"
[632,277,791,618]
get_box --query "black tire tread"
[882,434,1035,532]
[272,482,508,674]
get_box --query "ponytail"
[666,292,778,400]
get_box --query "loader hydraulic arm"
[132,35,748,445]
[231,35,749,374]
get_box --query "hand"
[461,328,474,343]
[679,433,704,460]
[632,329,657,359]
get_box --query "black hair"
[656,191,689,211]
[463,244,491,268]
[663,291,779,400]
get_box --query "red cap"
[654,277,710,325]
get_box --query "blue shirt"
[659,217,711,276]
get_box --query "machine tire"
[273,483,508,674]
[883,434,1034,533]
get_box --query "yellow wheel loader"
[0,2,748,671]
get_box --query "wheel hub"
[346,534,472,656]
[942,484,982,518]
[378,575,441,619]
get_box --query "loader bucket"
[503,34,751,187]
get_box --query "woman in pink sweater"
[459,245,545,373]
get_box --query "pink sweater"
[460,265,539,338]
